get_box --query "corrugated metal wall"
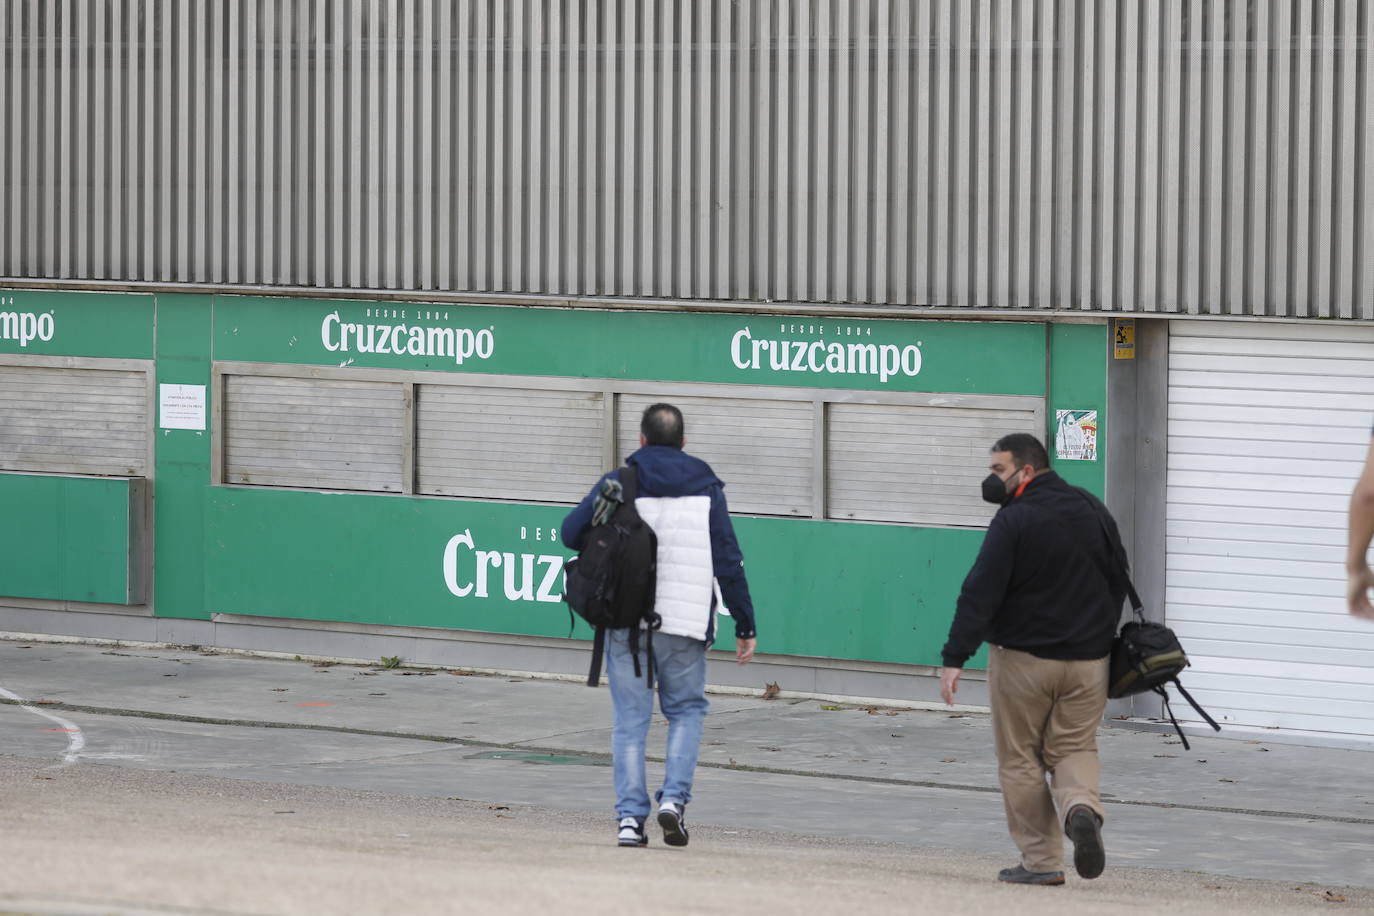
[1,1,1370,318]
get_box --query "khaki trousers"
[987,645,1108,873]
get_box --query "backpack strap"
[1154,685,1191,751]
[1171,679,1222,732]
[587,626,607,687]
[628,625,643,679]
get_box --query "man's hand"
[940,667,962,706]
[1349,566,1374,619]
[736,638,757,665]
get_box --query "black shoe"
[997,864,1065,886]
[657,802,689,847]
[1065,805,1105,879]
[617,817,647,847]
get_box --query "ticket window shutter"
[416,385,605,503]
[223,375,405,492]
[615,393,814,517]
[826,403,1040,528]
[0,365,148,476]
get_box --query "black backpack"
[562,465,661,687]
[1079,492,1221,750]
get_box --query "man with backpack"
[938,433,1126,886]
[562,403,757,849]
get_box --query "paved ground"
[1,638,1373,914]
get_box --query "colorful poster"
[1055,409,1098,461]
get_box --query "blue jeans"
[606,628,709,820]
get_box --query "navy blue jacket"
[561,445,757,641]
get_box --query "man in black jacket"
[939,433,1126,886]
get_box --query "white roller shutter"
[827,403,1040,529]
[615,393,814,517]
[416,385,605,504]
[0,364,148,476]
[223,375,405,492]
[1166,320,1374,737]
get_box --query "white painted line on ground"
[0,685,86,765]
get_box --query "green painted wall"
[0,289,154,359]
[0,473,139,603]
[154,294,214,619]
[215,296,1047,396]
[0,289,1109,670]
[203,486,986,666]
[1047,324,1108,496]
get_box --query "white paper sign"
[160,383,206,430]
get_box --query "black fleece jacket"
[941,470,1127,668]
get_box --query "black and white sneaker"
[657,802,689,847]
[617,817,647,847]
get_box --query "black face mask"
[981,470,1020,506]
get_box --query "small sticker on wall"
[1113,319,1136,359]
[1055,410,1098,461]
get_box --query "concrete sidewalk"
[1,637,1372,891]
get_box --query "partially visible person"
[1348,424,1374,620]
[562,403,757,849]
[939,433,1125,886]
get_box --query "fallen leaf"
[940,758,958,763]
[1321,891,1347,903]
[946,714,968,719]
[487,804,509,811]
[1153,754,1178,758]
[762,682,781,700]
[757,746,781,752]
[820,705,844,711]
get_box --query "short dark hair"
[992,432,1049,471]
[641,402,685,448]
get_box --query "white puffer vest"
[634,494,715,641]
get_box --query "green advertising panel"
[213,296,1046,396]
[205,487,984,667]
[0,473,140,604]
[0,288,154,359]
